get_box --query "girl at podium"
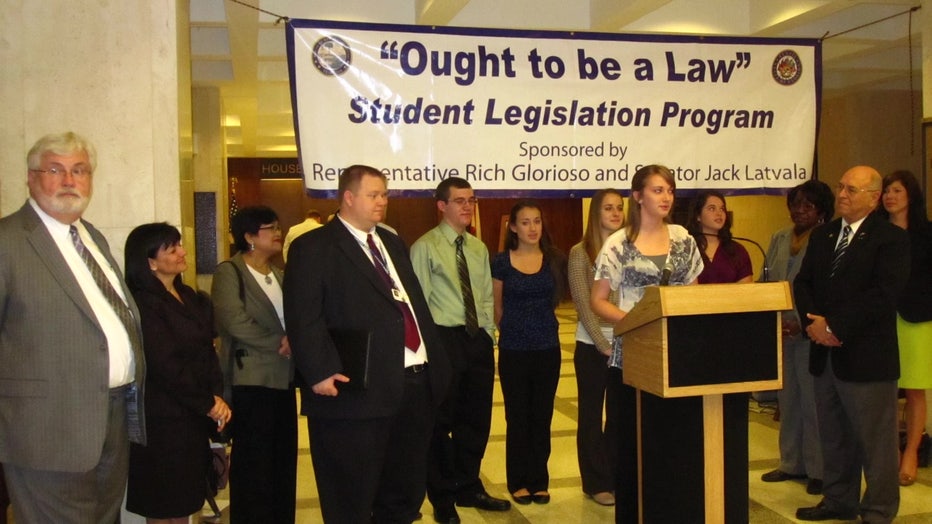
[590,165,703,522]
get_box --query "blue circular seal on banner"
[772,50,802,86]
[312,36,351,76]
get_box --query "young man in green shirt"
[411,178,511,523]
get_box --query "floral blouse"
[594,224,704,368]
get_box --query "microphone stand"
[702,233,770,282]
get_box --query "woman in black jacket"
[124,223,231,523]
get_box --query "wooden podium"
[614,282,791,524]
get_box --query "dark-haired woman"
[568,189,624,506]
[492,200,567,506]
[125,223,230,523]
[212,206,296,522]
[760,180,834,495]
[880,170,932,486]
[686,190,752,284]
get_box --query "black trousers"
[498,347,561,494]
[308,370,434,523]
[426,327,495,508]
[230,385,298,524]
[574,341,618,495]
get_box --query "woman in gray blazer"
[759,181,834,496]
[212,206,296,524]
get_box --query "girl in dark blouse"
[686,190,752,284]
[492,200,566,506]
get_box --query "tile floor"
[186,303,932,523]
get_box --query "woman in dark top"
[492,200,566,506]
[125,223,231,523]
[686,189,752,284]
[879,170,932,486]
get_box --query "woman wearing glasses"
[759,180,835,495]
[212,206,296,523]
[879,170,932,486]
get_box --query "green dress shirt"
[410,221,495,336]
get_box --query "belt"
[405,363,428,374]
[110,382,133,394]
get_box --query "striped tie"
[830,225,851,277]
[69,225,142,353]
[455,235,479,336]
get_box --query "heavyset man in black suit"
[284,164,451,523]
[794,165,910,523]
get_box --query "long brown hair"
[583,188,624,262]
[505,200,567,307]
[626,165,675,243]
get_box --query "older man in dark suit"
[794,165,909,523]
[0,132,146,523]
[284,164,450,523]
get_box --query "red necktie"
[367,234,421,352]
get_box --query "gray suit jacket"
[213,253,292,396]
[765,226,810,328]
[0,202,146,472]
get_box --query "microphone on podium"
[731,236,770,282]
[659,262,674,286]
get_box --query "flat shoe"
[532,492,550,504]
[511,491,533,505]
[761,469,807,482]
[589,492,615,506]
[899,472,916,486]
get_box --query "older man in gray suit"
[0,132,146,523]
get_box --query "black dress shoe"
[433,505,460,524]
[456,492,511,511]
[761,469,808,482]
[531,492,551,505]
[806,478,823,495]
[796,502,857,521]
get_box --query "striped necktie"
[69,225,142,352]
[830,225,851,277]
[455,235,479,336]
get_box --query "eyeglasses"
[790,201,816,212]
[258,224,282,232]
[448,197,478,206]
[836,183,878,196]
[29,165,92,179]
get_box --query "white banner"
[287,20,820,198]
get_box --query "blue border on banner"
[286,19,822,199]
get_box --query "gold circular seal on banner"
[312,36,351,76]
[772,50,802,86]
